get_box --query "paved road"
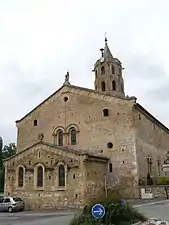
[0,211,76,225]
[1,201,169,225]
[134,201,169,222]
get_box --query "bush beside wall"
[69,187,147,225]
[0,168,4,193]
[156,177,169,185]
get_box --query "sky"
[0,0,169,145]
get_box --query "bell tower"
[93,37,125,97]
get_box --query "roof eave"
[135,103,169,133]
[84,153,109,162]
[15,84,135,124]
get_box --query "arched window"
[112,80,116,91]
[103,109,109,117]
[101,66,105,75]
[18,167,24,187]
[101,81,105,91]
[109,163,113,173]
[58,165,65,187]
[70,128,77,145]
[146,157,152,174]
[111,65,115,74]
[37,166,43,187]
[57,129,63,146]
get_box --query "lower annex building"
[4,38,169,210]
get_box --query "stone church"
[4,38,169,210]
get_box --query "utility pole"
[0,136,3,168]
[104,174,108,199]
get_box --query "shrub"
[89,185,127,204]
[156,177,169,185]
[0,168,4,193]
[69,214,102,225]
[70,199,147,225]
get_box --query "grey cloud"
[1,0,169,145]
[124,53,169,100]
[0,123,16,146]
[145,84,169,102]
[127,54,166,80]
[123,53,169,128]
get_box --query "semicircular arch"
[53,126,65,136]
[66,124,80,133]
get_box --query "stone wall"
[133,105,169,180]
[139,185,169,199]
[16,85,135,155]
[83,160,107,203]
[16,85,138,192]
[4,143,86,210]
[4,142,111,210]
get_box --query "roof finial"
[103,33,113,59]
[63,71,70,86]
[105,32,107,44]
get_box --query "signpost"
[162,164,169,172]
[119,199,127,208]
[91,204,105,219]
[119,199,126,205]
[163,167,169,172]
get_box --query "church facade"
[4,38,169,210]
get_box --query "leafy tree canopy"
[0,138,17,168]
[2,143,17,160]
[0,138,16,192]
[0,136,3,168]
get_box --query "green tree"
[0,142,16,193]
[0,169,4,193]
[2,143,16,159]
[0,136,3,168]
[0,137,3,192]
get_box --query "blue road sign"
[91,204,105,219]
[119,199,126,205]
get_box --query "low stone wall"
[13,191,84,210]
[143,218,168,225]
[139,185,169,198]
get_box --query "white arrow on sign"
[94,208,103,215]
[163,167,169,172]
[162,164,169,168]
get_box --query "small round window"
[107,142,113,149]
[63,96,68,102]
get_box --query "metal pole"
[104,174,107,199]
[64,101,67,130]
[165,187,169,199]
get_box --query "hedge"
[0,168,4,193]
[156,177,169,185]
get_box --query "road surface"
[0,200,169,225]
[0,211,76,225]
[134,200,169,222]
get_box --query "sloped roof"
[15,84,134,123]
[3,141,109,162]
[135,103,169,133]
[103,37,113,60]
[14,83,169,136]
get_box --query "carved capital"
[45,167,54,172]
[26,168,34,173]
